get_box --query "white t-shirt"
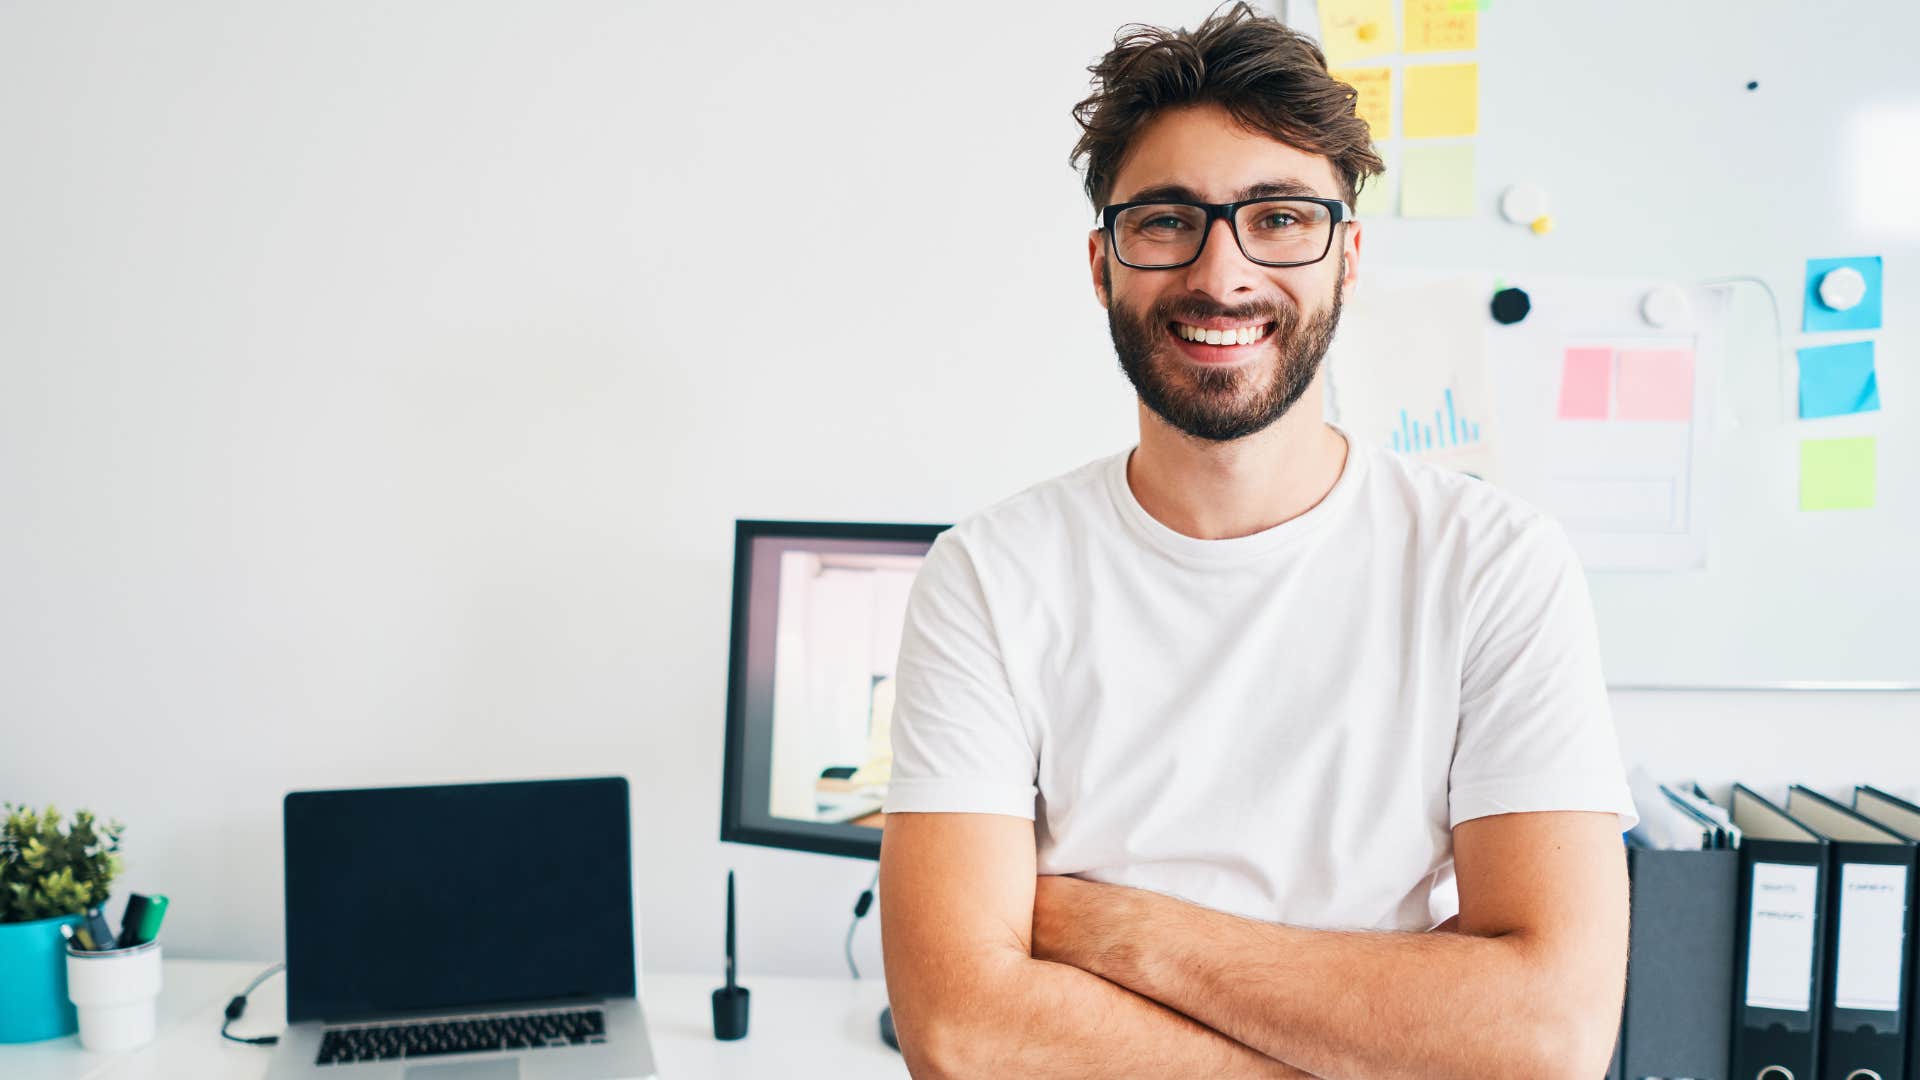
[882,427,1639,932]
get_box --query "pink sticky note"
[1615,349,1695,421]
[1557,348,1612,420]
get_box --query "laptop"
[268,777,658,1079]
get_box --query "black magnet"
[1490,287,1531,325]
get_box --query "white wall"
[2,0,1914,981]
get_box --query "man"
[877,5,1638,1077]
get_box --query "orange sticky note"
[1331,67,1392,141]
[1404,63,1478,138]
[1558,348,1613,420]
[1614,349,1695,421]
[1406,0,1478,52]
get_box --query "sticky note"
[1400,143,1475,218]
[1800,437,1876,510]
[1803,256,1883,332]
[1406,0,1477,52]
[1354,161,1393,219]
[1403,63,1478,138]
[1557,348,1613,419]
[1332,66,1392,140]
[1318,0,1397,65]
[1614,348,1694,421]
[1798,341,1881,419]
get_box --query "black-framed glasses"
[1100,196,1352,270]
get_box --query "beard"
[1106,260,1344,443]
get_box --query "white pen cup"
[65,939,163,1053]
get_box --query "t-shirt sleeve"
[881,531,1040,819]
[1450,516,1639,833]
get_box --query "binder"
[1729,784,1829,1080]
[1785,785,1916,1080]
[1852,785,1920,1079]
[1619,844,1738,1079]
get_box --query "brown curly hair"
[1070,2,1384,211]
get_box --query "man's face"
[1089,103,1362,443]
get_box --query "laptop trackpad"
[404,1060,520,1080]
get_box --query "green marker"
[116,893,169,948]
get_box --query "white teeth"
[1174,322,1267,345]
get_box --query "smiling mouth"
[1165,320,1277,348]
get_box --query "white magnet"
[1818,266,1868,311]
[1500,184,1548,226]
[1641,285,1691,329]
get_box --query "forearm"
[892,950,1316,1080]
[1091,898,1585,1079]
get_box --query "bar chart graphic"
[1390,388,1482,453]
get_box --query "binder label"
[1745,861,1819,1012]
[1835,862,1909,1012]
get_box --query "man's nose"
[1181,216,1262,300]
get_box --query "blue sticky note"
[1798,340,1881,418]
[1803,256,1883,332]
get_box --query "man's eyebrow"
[1117,178,1323,204]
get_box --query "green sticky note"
[1800,436,1876,510]
[1354,150,1394,219]
[1401,143,1475,218]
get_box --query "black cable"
[845,865,879,979]
[220,961,286,1046]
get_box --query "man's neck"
[1126,380,1348,541]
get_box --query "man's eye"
[1258,213,1299,229]
[1141,216,1191,230]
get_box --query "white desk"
[0,960,908,1080]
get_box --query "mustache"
[1154,297,1295,327]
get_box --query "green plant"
[0,804,123,924]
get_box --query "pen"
[83,905,117,953]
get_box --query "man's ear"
[1088,229,1110,308]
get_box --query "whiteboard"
[1295,0,1918,688]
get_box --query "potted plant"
[0,804,122,1043]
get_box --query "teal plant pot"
[0,914,84,1042]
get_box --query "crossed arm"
[878,809,1628,1080]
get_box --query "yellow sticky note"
[1401,142,1474,218]
[1404,63,1478,138]
[1318,0,1397,65]
[1406,0,1477,52]
[1800,437,1876,510]
[1331,67,1392,141]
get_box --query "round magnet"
[1490,287,1531,325]
[1641,286,1691,329]
[1818,266,1868,311]
[1500,184,1548,226]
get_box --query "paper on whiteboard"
[1744,861,1820,1012]
[1835,862,1909,1012]
[1327,275,1501,482]
[1478,277,1728,573]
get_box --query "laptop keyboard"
[315,1008,606,1065]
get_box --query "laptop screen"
[283,777,636,1023]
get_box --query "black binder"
[1619,844,1738,1079]
[1729,784,1829,1080]
[1852,785,1920,1079]
[1784,786,1916,1080]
